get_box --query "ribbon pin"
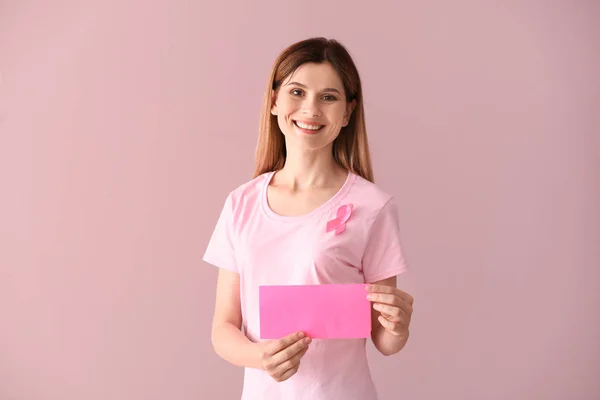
[326,203,354,235]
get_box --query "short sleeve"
[202,193,238,273]
[361,197,409,283]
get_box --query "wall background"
[1,1,598,399]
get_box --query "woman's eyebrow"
[285,81,341,94]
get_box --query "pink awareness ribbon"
[326,203,354,235]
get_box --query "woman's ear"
[270,90,278,116]
[342,99,356,127]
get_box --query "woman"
[204,37,414,399]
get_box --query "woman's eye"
[290,89,336,101]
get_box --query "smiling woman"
[272,63,353,145]
[204,37,413,400]
[254,37,374,183]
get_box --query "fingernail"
[298,332,305,338]
[305,337,311,344]
[365,285,371,291]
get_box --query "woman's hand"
[366,284,413,338]
[257,332,312,382]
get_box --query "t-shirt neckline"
[260,170,356,222]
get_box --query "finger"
[367,285,414,305]
[366,284,397,294]
[265,332,305,356]
[398,290,414,306]
[375,301,413,319]
[378,315,401,335]
[272,336,311,367]
[393,289,414,305]
[393,301,413,318]
[373,303,404,321]
[379,312,405,325]
[274,345,308,379]
[277,359,302,382]
[367,293,401,307]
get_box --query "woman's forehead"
[284,62,344,90]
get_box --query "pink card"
[259,284,372,339]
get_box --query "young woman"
[204,37,414,400]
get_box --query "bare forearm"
[372,324,409,356]
[212,322,262,369]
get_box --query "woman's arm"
[211,268,313,380]
[211,268,263,369]
[368,276,413,356]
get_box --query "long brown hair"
[253,37,374,182]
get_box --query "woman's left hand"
[366,285,414,337]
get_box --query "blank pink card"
[259,284,372,339]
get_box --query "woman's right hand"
[258,332,312,382]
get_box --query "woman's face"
[271,62,355,152]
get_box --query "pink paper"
[259,284,372,339]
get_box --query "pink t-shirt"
[203,171,409,400]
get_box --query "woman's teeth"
[294,121,323,131]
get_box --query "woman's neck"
[275,145,347,190]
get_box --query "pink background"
[1,1,598,399]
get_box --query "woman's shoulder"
[349,173,395,208]
[346,174,403,232]
[222,172,272,209]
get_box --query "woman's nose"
[301,97,321,117]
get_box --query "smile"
[293,120,324,131]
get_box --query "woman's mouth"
[293,120,324,134]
